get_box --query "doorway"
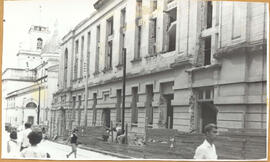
[27,116,34,125]
[199,101,217,133]
[164,94,174,129]
[102,109,111,128]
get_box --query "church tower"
[16,25,50,70]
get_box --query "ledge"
[130,57,142,63]
[170,56,192,69]
[115,63,123,69]
[185,63,221,73]
[102,67,113,73]
[93,71,100,76]
[214,40,266,59]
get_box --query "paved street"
[2,130,121,160]
[38,140,121,160]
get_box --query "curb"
[52,140,133,159]
[78,145,133,159]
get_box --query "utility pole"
[37,86,41,125]
[121,48,126,132]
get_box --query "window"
[92,93,97,126]
[119,8,126,65]
[72,97,76,108]
[74,40,79,79]
[64,49,68,87]
[95,26,100,73]
[165,7,177,52]
[87,32,91,75]
[131,87,139,124]
[103,92,110,101]
[146,85,154,125]
[152,0,157,12]
[80,36,84,77]
[137,26,142,58]
[149,18,157,55]
[106,41,113,69]
[78,95,81,108]
[107,17,114,36]
[37,38,43,50]
[105,17,114,70]
[206,1,213,29]
[197,87,214,101]
[204,37,211,66]
[75,40,79,54]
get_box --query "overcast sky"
[2,0,94,71]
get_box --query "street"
[38,140,121,160]
[2,130,121,160]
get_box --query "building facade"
[51,0,267,136]
[3,25,59,130]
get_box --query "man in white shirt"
[20,123,32,151]
[194,123,218,160]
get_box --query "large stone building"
[51,0,267,136]
[3,24,59,129]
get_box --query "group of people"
[6,123,50,159]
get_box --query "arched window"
[26,102,37,109]
[37,38,43,50]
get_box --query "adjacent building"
[3,24,60,129]
[51,0,267,137]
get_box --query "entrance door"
[27,116,34,125]
[102,109,111,128]
[164,94,174,129]
[199,101,217,133]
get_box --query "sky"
[2,0,94,71]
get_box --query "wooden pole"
[121,48,126,132]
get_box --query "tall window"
[80,36,84,78]
[106,41,113,68]
[105,17,114,70]
[107,17,114,36]
[119,8,126,65]
[72,96,76,120]
[37,38,43,50]
[204,37,211,66]
[78,95,82,126]
[95,26,100,73]
[74,40,79,79]
[92,93,97,126]
[87,32,91,75]
[131,87,139,124]
[206,1,213,29]
[146,85,154,125]
[64,49,68,88]
[151,0,157,12]
[149,18,157,55]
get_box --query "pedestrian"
[6,131,20,158]
[66,128,79,158]
[194,123,218,160]
[21,128,50,159]
[20,123,32,151]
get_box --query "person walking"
[20,123,32,151]
[6,131,20,158]
[66,128,79,158]
[194,123,218,160]
[21,129,50,159]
